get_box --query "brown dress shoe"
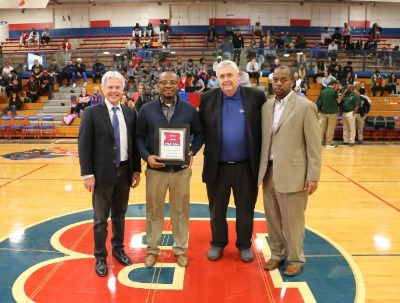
[284,264,302,276]
[176,254,189,267]
[263,258,282,271]
[144,253,158,268]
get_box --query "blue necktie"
[112,107,121,167]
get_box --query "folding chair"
[0,115,12,139]
[9,115,26,139]
[40,115,55,139]
[23,115,40,139]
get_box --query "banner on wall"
[27,53,43,70]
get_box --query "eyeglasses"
[159,80,178,86]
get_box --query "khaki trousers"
[262,163,308,267]
[145,168,192,256]
[355,113,365,141]
[320,113,338,144]
[342,111,356,144]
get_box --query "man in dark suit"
[78,71,141,277]
[199,60,266,263]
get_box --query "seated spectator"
[238,67,251,87]
[25,75,40,103]
[0,74,7,97]
[178,73,191,92]
[41,28,50,45]
[246,58,260,86]
[327,40,338,60]
[144,22,154,37]
[39,70,54,100]
[359,81,367,95]
[92,59,106,84]
[282,32,294,49]
[90,86,103,106]
[369,23,382,40]
[1,92,22,117]
[75,87,91,117]
[313,60,326,83]
[198,67,210,87]
[371,70,384,96]
[342,61,353,77]
[72,58,88,88]
[6,70,22,97]
[31,59,44,82]
[2,61,14,80]
[294,33,307,49]
[332,64,344,83]
[205,24,218,47]
[28,28,39,46]
[207,72,220,89]
[321,70,336,89]
[247,39,258,60]
[327,58,338,75]
[385,72,398,95]
[252,22,263,37]
[377,46,392,67]
[19,31,29,46]
[125,76,136,98]
[293,86,306,98]
[274,32,284,49]
[225,21,234,37]
[191,74,205,92]
[185,59,196,77]
[341,71,354,88]
[320,27,332,46]
[391,45,400,67]
[197,57,207,73]
[126,38,137,59]
[131,84,144,104]
[47,59,62,85]
[364,35,378,55]
[297,63,309,85]
[331,27,342,48]
[132,23,142,39]
[292,72,307,95]
[135,85,153,112]
[60,60,74,87]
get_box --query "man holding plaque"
[199,60,267,263]
[135,71,204,268]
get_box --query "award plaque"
[154,123,190,165]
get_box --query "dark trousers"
[372,85,384,96]
[206,161,258,250]
[232,50,241,65]
[92,164,131,260]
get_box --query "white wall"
[0,23,8,41]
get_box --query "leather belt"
[219,159,249,165]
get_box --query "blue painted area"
[0,203,356,303]
[128,267,175,284]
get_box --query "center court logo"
[0,203,362,303]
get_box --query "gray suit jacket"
[257,93,322,193]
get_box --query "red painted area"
[211,18,251,26]
[23,220,305,303]
[90,20,110,28]
[290,19,311,27]
[188,93,201,108]
[149,19,170,26]
[349,20,370,28]
[8,23,53,31]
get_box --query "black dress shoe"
[112,249,132,266]
[95,259,108,277]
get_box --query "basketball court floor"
[0,139,399,303]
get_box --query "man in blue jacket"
[135,70,204,269]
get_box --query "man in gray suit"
[258,65,322,276]
[78,71,141,277]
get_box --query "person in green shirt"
[319,80,339,148]
[338,84,360,146]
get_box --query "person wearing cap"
[371,70,384,96]
[6,70,22,97]
[72,58,88,88]
[213,56,222,72]
[318,80,339,148]
[40,70,54,100]
[60,60,74,87]
[338,84,360,147]
[25,75,40,103]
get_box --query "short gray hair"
[101,71,125,90]
[216,60,239,77]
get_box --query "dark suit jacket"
[78,102,141,188]
[199,86,266,184]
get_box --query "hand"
[304,180,318,195]
[147,155,166,168]
[181,151,193,169]
[84,176,95,193]
[131,172,140,188]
